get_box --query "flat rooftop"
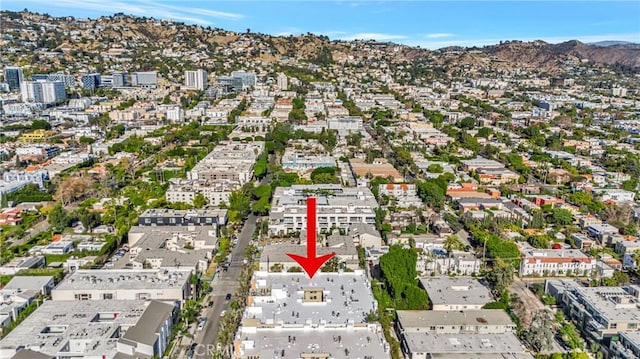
[53,268,192,291]
[243,271,377,328]
[546,280,640,323]
[0,300,151,359]
[419,277,493,308]
[235,328,389,359]
[396,310,515,328]
[403,332,527,355]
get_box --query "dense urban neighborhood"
[0,9,640,359]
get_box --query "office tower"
[32,73,75,88]
[277,73,288,90]
[131,71,157,88]
[4,67,23,90]
[231,70,257,88]
[216,76,244,93]
[81,73,102,90]
[20,80,66,104]
[184,69,208,90]
[112,71,127,87]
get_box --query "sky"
[4,0,640,49]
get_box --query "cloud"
[425,33,454,39]
[275,27,301,37]
[12,0,244,25]
[338,33,407,41]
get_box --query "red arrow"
[286,197,336,279]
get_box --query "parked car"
[225,293,232,301]
[220,310,227,317]
[207,300,214,307]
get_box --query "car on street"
[225,293,232,301]
[186,343,197,359]
[197,318,207,331]
[207,300,214,307]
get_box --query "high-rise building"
[231,70,257,88]
[216,76,244,93]
[3,67,23,91]
[184,69,208,90]
[277,73,288,90]
[112,71,127,87]
[81,73,102,90]
[131,71,157,88]
[32,73,75,88]
[20,80,66,104]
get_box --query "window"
[103,293,113,300]
[610,323,617,329]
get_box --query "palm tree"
[443,235,463,274]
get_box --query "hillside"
[1,10,639,76]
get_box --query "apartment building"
[395,310,530,359]
[519,242,599,277]
[281,149,336,173]
[165,179,234,207]
[127,226,216,272]
[137,208,227,227]
[2,169,49,189]
[419,277,493,311]
[609,331,640,359]
[545,280,640,347]
[0,300,173,359]
[232,271,390,359]
[51,268,191,304]
[184,69,207,90]
[268,185,378,235]
[0,276,54,328]
[378,183,422,208]
[188,141,264,185]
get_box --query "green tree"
[379,245,429,310]
[523,310,555,352]
[48,204,69,231]
[485,258,514,296]
[227,190,250,222]
[416,181,445,211]
[552,207,574,225]
[426,164,443,173]
[78,211,101,232]
[193,194,208,209]
[457,117,476,130]
[31,119,52,130]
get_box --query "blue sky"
[5,0,640,49]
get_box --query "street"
[188,213,259,359]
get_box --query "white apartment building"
[165,105,184,122]
[277,73,288,90]
[20,80,66,104]
[188,141,264,185]
[165,179,233,207]
[593,189,636,204]
[184,69,207,90]
[269,184,378,235]
[519,242,599,277]
[378,183,422,208]
[419,277,493,311]
[2,169,49,189]
[51,268,192,304]
[233,271,390,359]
